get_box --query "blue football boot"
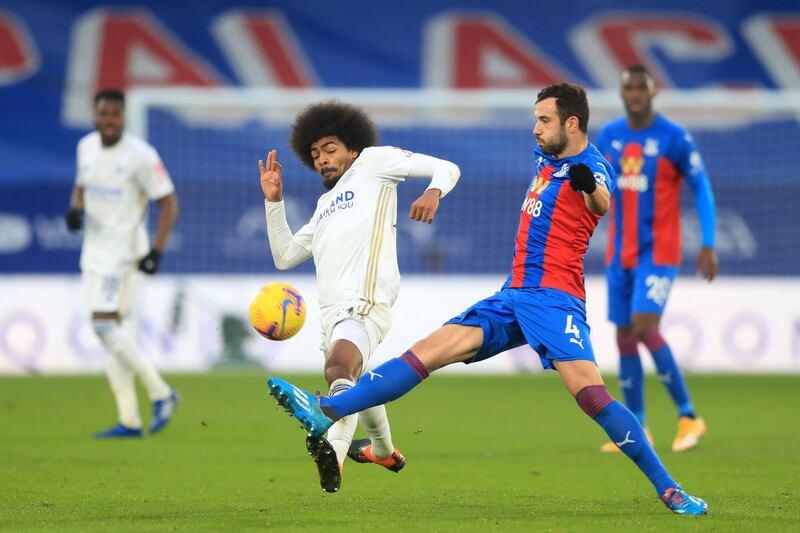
[267,377,333,437]
[149,390,179,434]
[94,423,143,439]
[661,487,708,515]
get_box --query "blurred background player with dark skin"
[268,84,708,515]
[259,101,460,492]
[66,89,179,438]
[596,65,718,453]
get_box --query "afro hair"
[289,100,378,169]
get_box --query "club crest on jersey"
[553,163,569,178]
[644,138,660,157]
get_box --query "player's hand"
[696,246,718,282]
[64,208,83,232]
[138,248,162,275]
[568,163,597,194]
[259,149,283,202]
[409,189,440,224]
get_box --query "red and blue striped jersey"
[597,114,713,268]
[502,143,615,301]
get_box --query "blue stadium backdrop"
[2,0,800,375]
[1,0,798,277]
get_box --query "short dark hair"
[535,82,589,133]
[289,100,378,168]
[94,88,125,108]
[623,64,654,80]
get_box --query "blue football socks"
[617,334,645,424]
[643,331,695,419]
[577,385,677,496]
[321,351,429,419]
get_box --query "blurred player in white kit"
[65,89,180,438]
[259,100,460,492]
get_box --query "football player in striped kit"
[268,84,708,515]
[596,65,717,453]
[259,101,460,492]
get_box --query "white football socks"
[358,404,394,459]
[104,353,142,429]
[93,319,171,402]
[326,378,359,466]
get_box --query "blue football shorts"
[606,264,678,326]
[444,287,595,370]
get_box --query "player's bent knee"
[575,385,614,418]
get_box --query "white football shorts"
[82,267,141,317]
[320,303,392,373]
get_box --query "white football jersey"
[75,132,174,273]
[266,146,459,317]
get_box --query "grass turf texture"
[1,373,797,531]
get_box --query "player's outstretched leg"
[268,350,431,435]
[348,438,406,472]
[575,384,707,515]
[268,377,334,436]
[306,435,342,493]
[642,330,707,452]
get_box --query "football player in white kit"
[259,101,460,492]
[65,89,180,438]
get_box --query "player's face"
[533,98,569,157]
[621,71,655,118]
[310,136,359,190]
[94,99,125,146]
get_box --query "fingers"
[409,204,434,224]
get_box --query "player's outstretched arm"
[258,150,313,270]
[405,153,460,224]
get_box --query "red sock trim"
[400,350,429,380]
[616,333,638,356]
[641,330,667,352]
[576,385,614,418]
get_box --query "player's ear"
[567,116,579,133]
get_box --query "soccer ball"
[248,282,306,340]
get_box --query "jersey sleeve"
[588,153,616,193]
[364,146,461,197]
[75,142,85,186]
[136,145,176,200]
[672,130,716,247]
[264,200,314,269]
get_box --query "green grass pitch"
[1,373,798,531]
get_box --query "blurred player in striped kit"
[259,101,460,492]
[268,84,708,515]
[596,65,718,453]
[65,89,179,438]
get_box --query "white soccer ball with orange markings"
[248,283,306,341]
